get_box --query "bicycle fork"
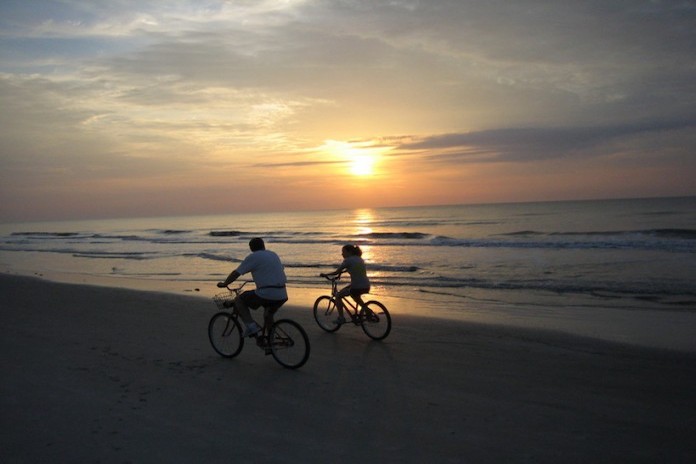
[223,313,239,337]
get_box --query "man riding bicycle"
[218,237,288,337]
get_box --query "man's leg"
[236,291,261,336]
[235,295,254,325]
[263,307,278,336]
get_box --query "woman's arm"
[321,263,346,277]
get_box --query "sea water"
[1,197,695,317]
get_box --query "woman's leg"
[350,288,370,315]
[335,285,352,319]
[352,294,366,312]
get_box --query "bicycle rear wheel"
[269,319,310,369]
[313,295,341,333]
[208,312,244,358]
[361,301,391,341]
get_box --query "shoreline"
[3,268,696,353]
[2,273,695,462]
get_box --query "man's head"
[249,237,265,252]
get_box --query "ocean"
[1,197,695,317]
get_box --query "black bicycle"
[209,282,310,369]
[313,274,391,340]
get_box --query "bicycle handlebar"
[319,272,343,282]
[218,280,251,295]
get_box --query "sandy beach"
[1,273,695,463]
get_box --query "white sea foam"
[1,197,695,309]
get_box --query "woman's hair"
[342,244,362,256]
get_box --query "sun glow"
[350,155,375,176]
[320,140,386,177]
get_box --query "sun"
[350,155,375,176]
[320,139,384,177]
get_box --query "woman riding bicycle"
[320,244,370,325]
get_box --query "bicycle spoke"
[270,319,310,369]
[208,312,244,358]
[360,301,392,341]
[270,327,295,349]
[313,295,341,333]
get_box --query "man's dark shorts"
[240,290,287,314]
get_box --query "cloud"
[0,0,695,220]
[252,159,342,168]
[399,118,696,163]
[4,1,694,123]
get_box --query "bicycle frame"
[216,281,276,337]
[314,274,392,340]
[326,275,369,322]
[210,282,311,368]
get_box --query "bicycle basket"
[213,292,236,310]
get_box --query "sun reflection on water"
[350,208,389,281]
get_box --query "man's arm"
[218,270,241,288]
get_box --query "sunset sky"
[1,0,695,222]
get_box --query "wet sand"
[1,273,695,463]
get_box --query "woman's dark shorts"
[350,287,370,298]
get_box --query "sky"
[1,0,695,222]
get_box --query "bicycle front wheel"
[361,301,392,341]
[208,312,244,358]
[269,319,310,369]
[313,295,341,333]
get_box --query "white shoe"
[243,323,261,337]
